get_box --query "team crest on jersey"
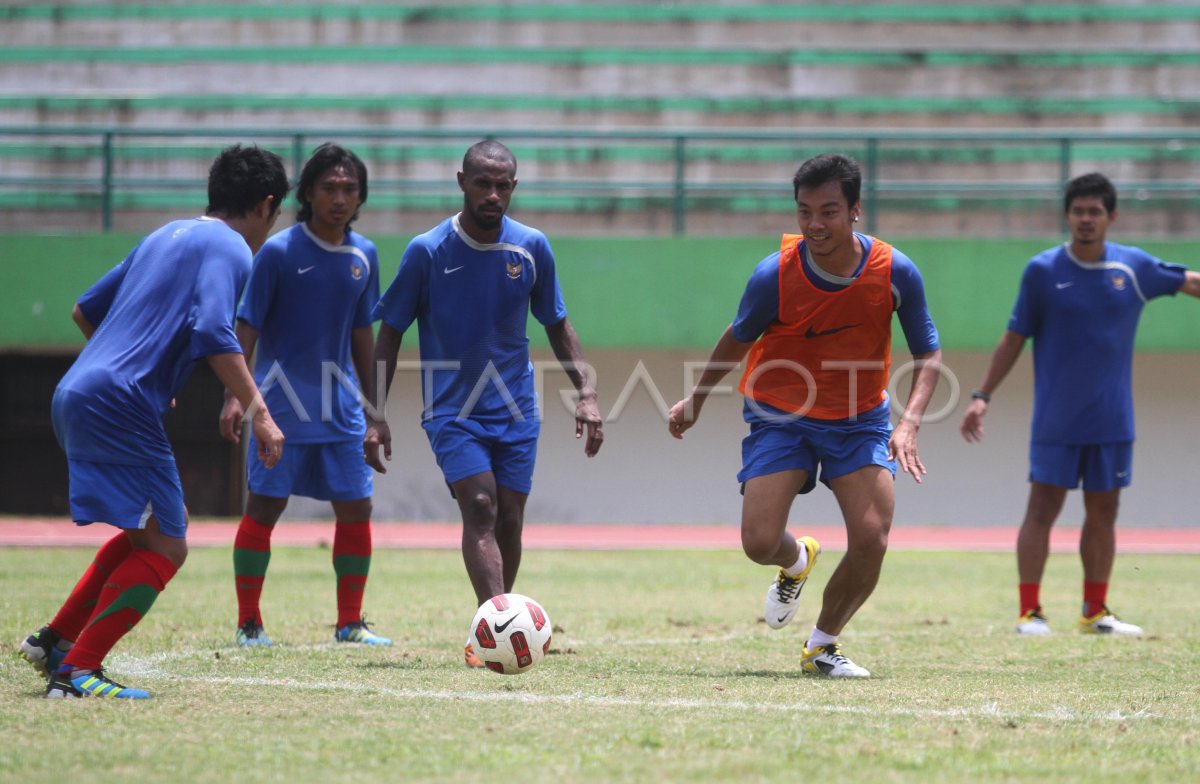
[505,259,523,280]
[350,262,364,281]
[1110,272,1126,291]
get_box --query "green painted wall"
[2,233,1197,350]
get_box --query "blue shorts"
[65,458,188,538]
[424,416,540,494]
[1029,442,1133,492]
[737,402,895,493]
[247,438,373,501]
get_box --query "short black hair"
[296,142,369,226]
[1064,172,1117,214]
[206,144,289,219]
[792,153,862,208]
[462,139,517,176]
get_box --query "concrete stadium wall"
[285,347,1200,528]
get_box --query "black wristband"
[971,390,991,403]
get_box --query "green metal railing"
[4,126,1200,235]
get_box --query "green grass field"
[2,545,1197,783]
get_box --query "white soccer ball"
[469,593,552,675]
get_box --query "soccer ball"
[469,593,552,675]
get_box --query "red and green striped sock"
[233,515,274,626]
[61,549,177,671]
[333,521,372,628]
[49,532,134,641]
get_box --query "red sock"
[49,532,134,641]
[1019,583,1041,616]
[62,549,177,672]
[333,521,372,628]
[232,515,274,626]
[1083,581,1108,618]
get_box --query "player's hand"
[960,398,988,443]
[364,418,392,473]
[667,397,698,439]
[888,418,926,484]
[575,395,603,457]
[219,394,246,443]
[251,409,284,469]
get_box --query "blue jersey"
[1010,242,1186,445]
[731,234,940,355]
[374,214,567,422]
[54,217,251,466]
[237,223,380,442]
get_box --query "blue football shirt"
[374,214,567,422]
[1009,242,1186,444]
[53,217,251,466]
[237,223,380,442]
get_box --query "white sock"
[806,627,837,651]
[782,541,809,578]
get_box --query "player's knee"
[461,491,498,525]
[149,536,187,569]
[740,529,780,564]
[170,540,189,569]
[847,528,888,563]
[1082,509,1118,530]
[496,510,523,534]
[335,498,373,522]
[1024,509,1059,529]
[1083,494,1119,522]
[246,494,288,524]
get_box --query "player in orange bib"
[668,154,942,678]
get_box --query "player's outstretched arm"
[1180,270,1200,299]
[668,325,753,439]
[208,351,283,468]
[364,323,403,473]
[545,317,603,457]
[961,330,1027,443]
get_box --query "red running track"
[2,518,1198,553]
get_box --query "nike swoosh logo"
[444,266,465,274]
[1056,281,1075,289]
[298,266,316,274]
[804,323,859,339]
[776,614,792,624]
[494,614,519,633]
[1116,471,1129,478]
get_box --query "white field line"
[108,648,1186,726]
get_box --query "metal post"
[864,137,878,235]
[101,131,114,232]
[672,135,686,236]
[1058,137,1071,234]
[292,134,305,183]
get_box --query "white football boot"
[1015,607,1052,635]
[1079,606,1143,636]
[763,536,821,630]
[800,643,871,678]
